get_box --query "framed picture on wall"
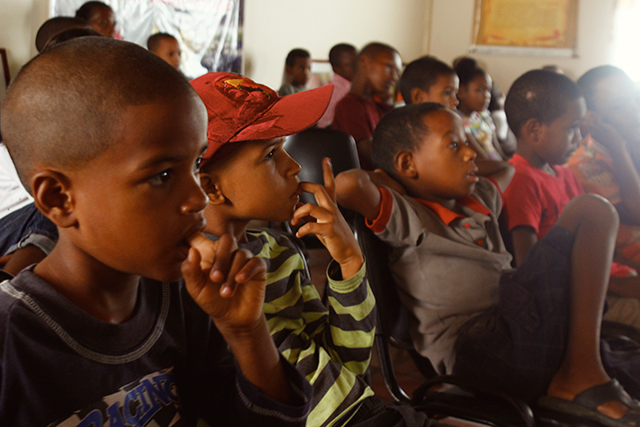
[0,48,9,101]
[471,0,578,57]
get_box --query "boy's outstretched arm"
[292,158,364,279]
[476,158,515,194]
[182,233,294,405]
[335,168,403,222]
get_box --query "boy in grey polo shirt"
[336,102,640,426]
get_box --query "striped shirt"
[243,230,376,427]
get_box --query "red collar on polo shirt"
[416,196,491,226]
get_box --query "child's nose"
[181,176,209,214]
[463,144,477,161]
[288,155,302,177]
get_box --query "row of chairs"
[283,127,609,427]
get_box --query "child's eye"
[194,156,203,172]
[449,141,459,150]
[265,148,277,159]
[149,169,172,186]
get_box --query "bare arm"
[510,225,538,267]
[476,158,515,194]
[335,168,401,221]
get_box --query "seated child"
[336,102,640,425]
[278,48,312,96]
[488,81,517,157]
[147,32,182,71]
[75,1,116,38]
[502,69,586,265]
[503,69,640,330]
[454,58,506,160]
[398,55,458,109]
[190,72,429,427]
[35,16,91,52]
[396,55,492,161]
[332,42,402,170]
[0,37,311,426]
[568,66,640,271]
[317,43,358,128]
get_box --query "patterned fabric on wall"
[52,0,243,79]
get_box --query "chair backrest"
[284,127,360,205]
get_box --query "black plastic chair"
[283,127,360,206]
[281,127,360,250]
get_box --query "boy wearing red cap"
[190,72,429,427]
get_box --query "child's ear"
[394,151,417,178]
[31,170,77,228]
[521,118,542,144]
[411,88,430,105]
[198,173,225,206]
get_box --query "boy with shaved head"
[0,37,311,426]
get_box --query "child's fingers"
[186,231,217,271]
[182,247,206,295]
[210,234,238,283]
[292,200,333,225]
[234,256,267,284]
[322,158,337,202]
[219,248,255,298]
[298,181,336,212]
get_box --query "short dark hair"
[577,65,628,111]
[147,32,178,52]
[35,17,90,52]
[285,49,310,67]
[359,42,397,62]
[398,56,455,105]
[75,1,112,21]
[454,57,487,87]
[372,102,447,177]
[42,27,102,51]
[328,43,356,67]
[504,69,582,137]
[2,37,195,192]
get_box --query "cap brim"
[231,84,334,142]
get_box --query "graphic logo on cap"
[216,77,272,102]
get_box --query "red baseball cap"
[190,72,333,164]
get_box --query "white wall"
[429,0,616,92]
[243,0,432,89]
[0,0,48,84]
[0,0,619,97]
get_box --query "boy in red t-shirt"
[503,69,640,329]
